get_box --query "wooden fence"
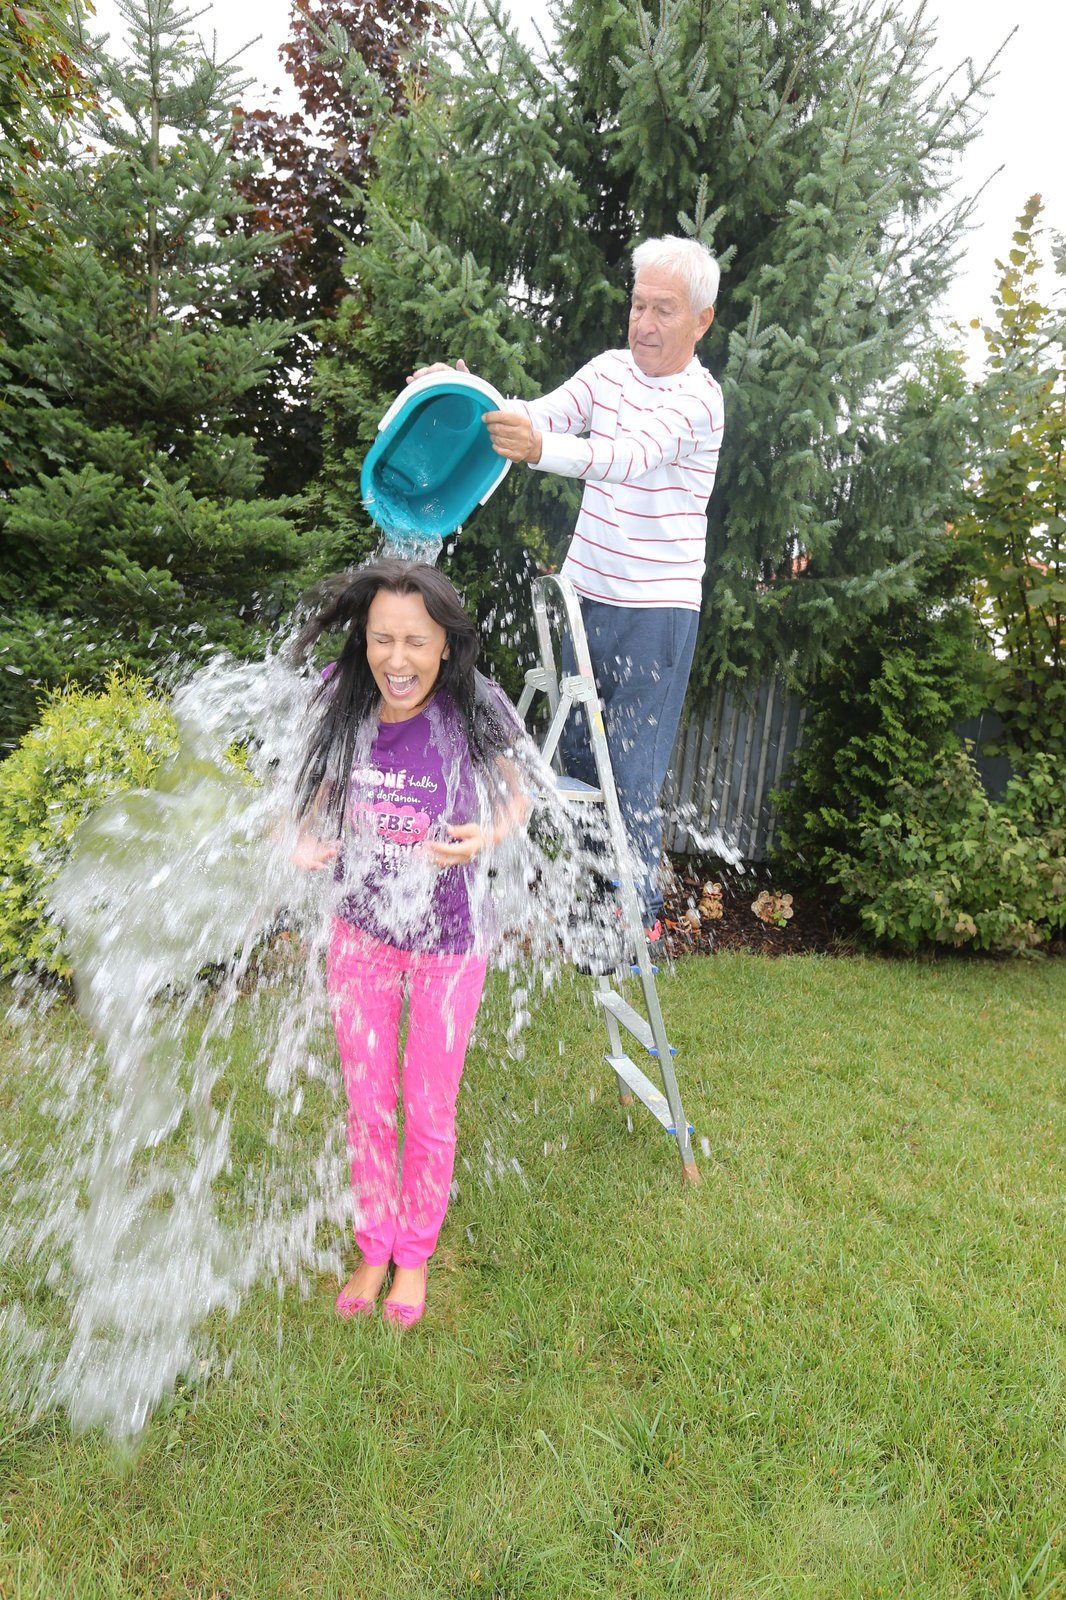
[661,695,1010,864]
[662,680,807,863]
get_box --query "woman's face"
[365,588,449,722]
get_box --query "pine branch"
[742,49,805,172]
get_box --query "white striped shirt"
[515,349,725,611]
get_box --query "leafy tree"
[0,0,325,747]
[775,202,1066,891]
[226,0,435,496]
[312,0,996,690]
[772,574,989,884]
[958,195,1066,763]
[0,0,92,169]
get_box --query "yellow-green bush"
[835,749,1066,955]
[0,672,177,976]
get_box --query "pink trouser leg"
[393,948,487,1266]
[328,919,405,1265]
[327,918,486,1270]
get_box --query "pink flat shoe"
[382,1265,427,1328]
[335,1269,385,1319]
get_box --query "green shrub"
[833,748,1066,955]
[774,595,988,880]
[0,671,177,976]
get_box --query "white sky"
[90,0,1066,340]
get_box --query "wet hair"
[292,559,519,833]
[631,235,719,315]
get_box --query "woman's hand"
[424,822,484,868]
[292,832,340,871]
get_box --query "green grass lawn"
[1,952,1065,1599]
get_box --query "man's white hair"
[632,235,720,314]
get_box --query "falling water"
[665,800,745,868]
[372,525,445,564]
[0,627,605,1437]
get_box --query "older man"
[421,235,724,945]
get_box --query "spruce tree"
[0,0,321,746]
[314,0,996,692]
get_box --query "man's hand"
[407,358,470,384]
[484,410,543,465]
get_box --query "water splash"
[0,654,351,1434]
[376,526,445,564]
[0,644,604,1437]
[665,799,745,868]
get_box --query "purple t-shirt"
[334,687,499,955]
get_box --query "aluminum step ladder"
[516,574,699,1183]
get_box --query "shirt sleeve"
[510,360,598,439]
[532,382,724,486]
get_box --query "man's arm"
[407,357,597,468]
[536,387,722,483]
[407,353,723,486]
[491,381,724,484]
[485,361,601,463]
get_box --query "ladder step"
[595,988,657,1054]
[555,774,603,802]
[607,1055,694,1137]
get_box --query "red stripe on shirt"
[566,550,703,584]
[570,532,701,567]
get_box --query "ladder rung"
[595,989,657,1054]
[555,774,603,802]
[607,1056,693,1137]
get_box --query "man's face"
[628,266,714,378]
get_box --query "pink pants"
[327,918,487,1269]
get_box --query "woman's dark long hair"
[292,559,519,833]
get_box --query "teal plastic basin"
[361,372,512,541]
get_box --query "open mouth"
[385,674,418,696]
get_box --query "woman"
[293,559,527,1327]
